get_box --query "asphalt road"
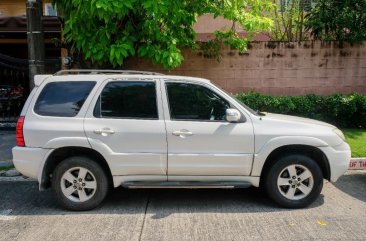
[0,171,365,241]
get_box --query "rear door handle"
[172,129,193,138]
[94,128,115,136]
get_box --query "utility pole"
[26,0,45,90]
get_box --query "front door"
[84,79,167,177]
[162,81,254,178]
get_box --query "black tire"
[51,156,108,211]
[264,154,323,208]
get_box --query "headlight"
[333,128,345,141]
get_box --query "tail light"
[16,116,25,147]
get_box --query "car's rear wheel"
[52,156,108,211]
[264,154,323,208]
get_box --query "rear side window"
[94,81,158,119]
[34,81,96,117]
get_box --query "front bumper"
[12,146,51,180]
[319,141,351,182]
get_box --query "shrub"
[305,0,366,42]
[235,92,366,128]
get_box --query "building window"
[44,3,57,17]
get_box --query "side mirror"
[226,108,241,122]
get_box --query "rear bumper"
[12,146,50,180]
[319,142,351,182]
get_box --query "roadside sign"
[349,158,366,170]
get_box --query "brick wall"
[124,41,366,96]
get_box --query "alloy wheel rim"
[277,164,314,200]
[60,167,97,203]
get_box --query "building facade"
[0,0,61,126]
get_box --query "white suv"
[12,70,351,210]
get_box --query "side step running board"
[122,181,251,189]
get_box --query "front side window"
[34,81,96,117]
[94,81,158,119]
[166,82,230,121]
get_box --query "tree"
[305,0,366,42]
[54,0,273,69]
[269,0,308,42]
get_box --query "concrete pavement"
[0,131,14,167]
[0,170,365,241]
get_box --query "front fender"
[251,136,328,176]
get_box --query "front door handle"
[172,129,193,138]
[94,128,115,136]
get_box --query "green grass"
[343,129,366,157]
[0,165,14,172]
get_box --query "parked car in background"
[12,70,351,210]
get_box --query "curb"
[0,176,36,182]
[349,158,366,170]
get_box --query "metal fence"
[0,53,28,128]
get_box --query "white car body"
[12,72,351,193]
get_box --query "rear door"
[84,78,167,178]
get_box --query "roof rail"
[54,69,164,76]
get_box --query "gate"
[0,53,28,128]
[0,53,61,128]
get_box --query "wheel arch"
[39,146,113,190]
[259,145,331,187]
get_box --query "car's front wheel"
[52,156,108,211]
[264,154,323,208]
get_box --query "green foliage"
[199,40,222,61]
[0,165,14,172]
[54,0,273,69]
[202,0,274,59]
[235,92,366,128]
[215,30,249,53]
[305,0,366,42]
[269,0,308,41]
[343,129,366,157]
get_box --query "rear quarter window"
[34,81,96,117]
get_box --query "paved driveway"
[0,171,365,241]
